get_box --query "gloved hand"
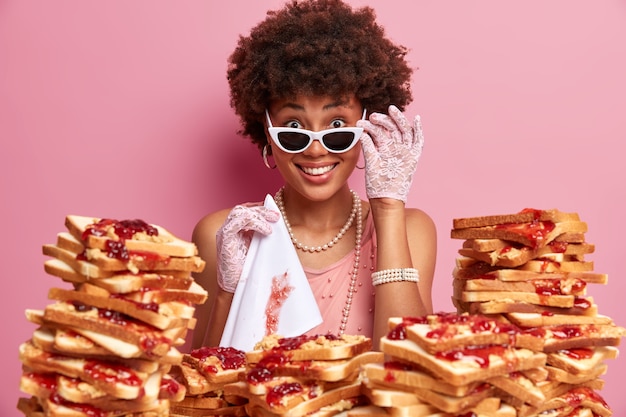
[216,204,280,293]
[357,105,424,203]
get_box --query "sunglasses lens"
[322,131,356,151]
[277,132,311,152]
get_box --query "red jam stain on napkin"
[265,272,294,335]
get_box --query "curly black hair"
[227,0,414,152]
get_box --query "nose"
[302,136,328,156]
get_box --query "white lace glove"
[357,105,424,203]
[216,204,280,293]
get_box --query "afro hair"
[227,0,414,151]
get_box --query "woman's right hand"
[216,204,280,293]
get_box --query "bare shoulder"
[404,207,437,237]
[192,208,232,247]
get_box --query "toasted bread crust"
[66,215,199,258]
[247,334,372,363]
[452,209,580,230]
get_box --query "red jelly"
[49,393,106,417]
[435,345,506,368]
[83,218,158,241]
[561,348,594,360]
[247,366,273,385]
[495,220,555,249]
[84,360,142,386]
[190,346,246,371]
[266,382,303,407]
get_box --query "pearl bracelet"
[371,268,420,286]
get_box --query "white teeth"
[301,165,335,175]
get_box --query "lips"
[299,164,336,176]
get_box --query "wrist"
[369,197,405,210]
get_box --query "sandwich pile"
[169,346,249,416]
[17,215,208,417]
[225,334,380,417]
[448,208,625,416]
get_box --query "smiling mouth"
[299,164,336,176]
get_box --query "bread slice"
[452,209,580,230]
[251,351,383,382]
[40,396,170,417]
[158,373,186,403]
[44,255,193,287]
[388,313,545,353]
[460,290,576,308]
[224,379,362,417]
[41,301,186,358]
[183,347,247,384]
[170,403,246,417]
[371,381,496,414]
[541,324,626,352]
[455,297,599,317]
[19,341,151,400]
[379,337,546,386]
[453,265,608,284]
[16,396,44,417]
[528,386,611,417]
[171,361,219,396]
[486,371,545,407]
[55,232,205,274]
[545,346,618,374]
[455,277,588,297]
[505,312,613,327]
[175,392,236,410]
[246,373,360,397]
[65,215,198,258]
[247,334,372,363]
[451,220,587,249]
[462,237,592,253]
[459,242,595,268]
[518,259,594,273]
[47,285,192,330]
[362,362,484,397]
[55,372,161,408]
[546,363,608,385]
[360,383,424,407]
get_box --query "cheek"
[345,143,362,165]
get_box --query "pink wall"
[1,1,625,414]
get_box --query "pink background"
[1,1,625,414]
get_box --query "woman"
[191,0,436,351]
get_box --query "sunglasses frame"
[265,108,367,154]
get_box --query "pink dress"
[303,211,377,337]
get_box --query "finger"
[252,206,280,223]
[358,132,379,162]
[387,105,413,144]
[358,119,387,148]
[367,111,397,134]
[413,114,425,151]
[242,216,274,235]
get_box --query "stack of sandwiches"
[17,215,208,417]
[361,313,546,416]
[448,208,625,416]
[169,346,249,416]
[223,334,381,417]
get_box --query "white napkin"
[220,194,323,351]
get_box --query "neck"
[278,186,356,228]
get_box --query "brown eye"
[287,121,302,129]
[331,119,346,129]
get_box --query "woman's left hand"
[358,105,424,203]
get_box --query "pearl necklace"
[274,188,358,253]
[341,194,362,334]
[274,187,363,334]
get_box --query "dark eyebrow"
[277,99,350,113]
